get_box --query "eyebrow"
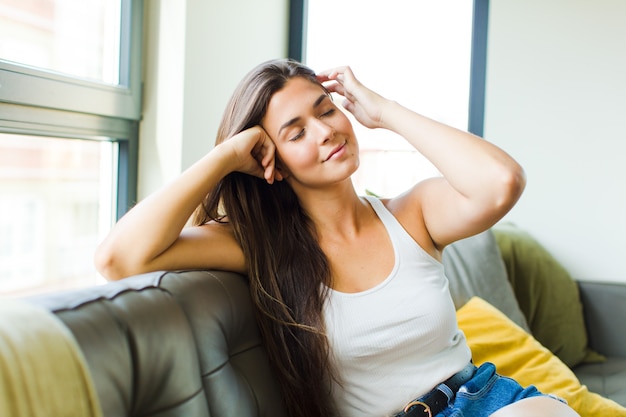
[277,93,329,137]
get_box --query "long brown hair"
[193,59,337,417]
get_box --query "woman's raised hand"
[316,66,390,130]
[221,125,283,184]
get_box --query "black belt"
[394,362,476,417]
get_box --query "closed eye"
[290,129,305,141]
[321,108,335,117]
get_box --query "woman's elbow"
[94,244,129,281]
[495,163,527,212]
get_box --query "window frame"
[288,0,489,137]
[0,0,142,219]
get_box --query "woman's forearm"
[380,100,526,207]
[94,144,235,279]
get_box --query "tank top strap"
[362,195,423,255]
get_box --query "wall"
[139,0,289,198]
[138,0,625,282]
[484,0,626,282]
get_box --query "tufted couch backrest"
[19,230,519,417]
[26,270,288,417]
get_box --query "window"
[0,0,122,84]
[0,134,115,293]
[293,0,487,197]
[0,0,142,296]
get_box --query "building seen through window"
[0,134,114,295]
[0,0,134,296]
[0,0,121,83]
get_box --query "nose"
[313,118,334,144]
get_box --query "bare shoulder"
[378,180,441,259]
[384,177,442,215]
[384,174,506,252]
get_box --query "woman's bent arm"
[95,127,278,280]
[380,101,526,248]
[319,66,525,250]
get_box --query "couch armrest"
[578,281,626,358]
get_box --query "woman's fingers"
[318,66,362,102]
[317,66,351,80]
[324,81,347,97]
[318,67,360,116]
[318,65,387,129]
[250,127,282,184]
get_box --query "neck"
[293,180,370,238]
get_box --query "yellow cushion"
[457,297,626,417]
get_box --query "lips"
[324,142,346,162]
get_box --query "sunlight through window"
[305,0,473,197]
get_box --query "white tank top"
[323,196,471,417]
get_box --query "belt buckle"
[403,400,432,417]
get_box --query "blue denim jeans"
[435,362,561,417]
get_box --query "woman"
[95,59,579,417]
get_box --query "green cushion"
[492,223,604,368]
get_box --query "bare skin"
[95,65,578,416]
[491,396,580,417]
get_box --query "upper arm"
[103,221,247,280]
[412,177,491,248]
[157,222,247,273]
[388,175,521,254]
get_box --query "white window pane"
[0,0,122,84]
[0,134,115,296]
[305,0,473,197]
